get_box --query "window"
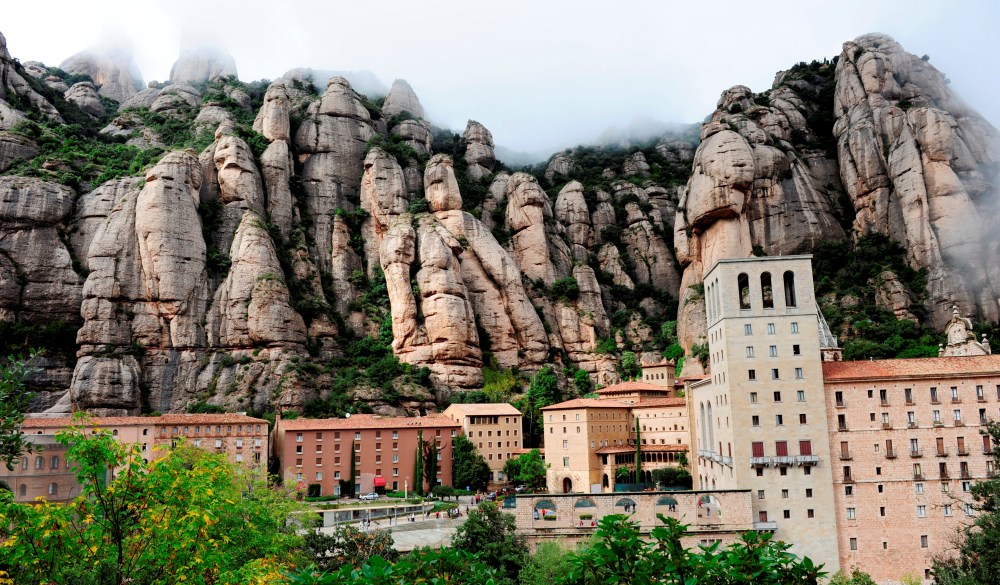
[915,482,924,494]
[780,466,788,476]
[751,416,760,426]
[951,387,959,401]
[769,345,778,357]
[805,488,813,497]
[215,439,222,448]
[562,440,568,449]
[921,535,928,548]
[880,506,886,517]
[296,433,303,443]
[847,508,856,520]
[850,538,857,550]
[792,344,801,356]
[775,441,788,457]
[746,346,755,358]
[235,454,243,463]
[799,414,808,425]
[933,410,941,423]
[773,391,782,402]
[758,490,765,499]
[316,472,323,481]
[744,324,752,335]
[797,390,805,402]
[393,468,399,476]
[977,385,985,400]
[931,387,939,403]
[748,369,756,381]
[845,485,853,496]
[795,367,804,379]
[562,457,570,468]
[355,432,361,440]
[781,489,789,499]
[767,323,776,335]
[905,388,913,403]
[48,482,57,495]
[944,504,953,516]
[750,392,758,403]
[783,510,790,519]
[761,273,774,308]
[771,368,779,380]
[738,273,751,309]
[752,442,765,457]
[954,409,962,422]
[50,456,59,469]
[775,414,784,426]
[917,505,927,517]
[392,454,399,463]
[791,322,799,333]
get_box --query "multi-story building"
[542,381,690,493]
[5,413,269,503]
[273,414,460,496]
[825,351,1000,582]
[442,403,523,485]
[639,357,676,388]
[691,256,840,572]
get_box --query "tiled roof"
[632,397,687,408]
[541,398,630,411]
[822,355,1000,381]
[595,444,689,454]
[21,413,266,429]
[597,381,672,394]
[443,403,522,416]
[276,414,460,431]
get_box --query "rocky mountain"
[0,31,996,416]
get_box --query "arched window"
[21,457,27,470]
[707,403,715,451]
[783,271,796,307]
[738,273,751,309]
[760,272,773,309]
[48,482,58,496]
[35,456,44,470]
[699,403,707,450]
[574,498,597,508]
[113,429,119,436]
[50,456,59,469]
[714,280,722,317]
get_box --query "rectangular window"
[931,387,939,403]
[775,414,784,426]
[917,505,927,517]
[775,441,788,457]
[773,391,782,402]
[921,535,928,548]
[562,457,570,468]
[792,344,801,355]
[791,322,799,333]
[750,392,758,403]
[771,368,779,380]
[355,432,361,440]
[799,414,807,425]
[758,490,765,499]
[795,367,804,379]
[767,323,776,335]
[797,390,805,402]
[951,387,959,400]
[296,433,303,443]
[562,440,568,449]
[746,346,755,358]
[769,345,778,357]
[847,508,856,520]
[751,415,760,426]
[752,442,765,457]
[954,409,963,422]
[748,369,756,381]
[905,388,913,403]
[744,324,752,335]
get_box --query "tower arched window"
[760,272,774,309]
[783,271,796,307]
[738,273,751,309]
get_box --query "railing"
[907,422,918,429]
[839,451,853,461]
[698,450,712,459]
[952,397,962,404]
[933,420,944,427]
[978,396,987,403]
[880,400,890,407]
[885,449,897,459]
[960,469,971,479]
[753,521,778,531]
[797,455,819,466]
[931,399,941,405]
[937,448,949,457]
[838,424,849,431]
[905,399,915,406]
[913,473,924,480]
[773,456,795,466]
[835,400,846,408]
[910,449,923,458]
[940,469,950,479]
[957,448,969,456]
[955,420,965,427]
[749,457,772,467]
[843,474,855,483]
[882,422,893,430]
[721,456,733,467]
[711,453,723,463]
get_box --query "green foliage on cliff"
[813,234,942,359]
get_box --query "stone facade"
[824,355,1000,583]
[693,256,840,572]
[442,403,523,485]
[513,490,755,549]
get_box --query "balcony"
[957,448,970,456]
[954,420,965,427]
[721,456,733,467]
[835,400,846,408]
[907,422,918,429]
[773,456,795,466]
[839,451,853,461]
[711,453,723,464]
[753,521,778,532]
[910,449,924,458]
[960,468,971,479]
[843,474,855,483]
[885,449,897,459]
[882,422,893,430]
[978,396,987,403]
[914,473,924,481]
[905,399,915,406]
[838,424,849,431]
[933,421,944,427]
[698,449,712,459]
[880,400,890,407]
[797,455,819,466]
[750,457,772,467]
[952,397,962,404]
[937,448,949,457]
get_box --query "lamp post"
[404,479,408,500]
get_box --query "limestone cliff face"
[2,30,998,415]
[833,33,1000,328]
[59,46,144,103]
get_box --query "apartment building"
[692,256,840,573]
[273,414,460,496]
[5,413,269,503]
[442,403,522,485]
[825,352,1000,582]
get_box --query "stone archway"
[563,477,573,493]
[602,474,609,489]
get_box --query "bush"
[551,277,580,302]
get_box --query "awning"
[373,477,386,487]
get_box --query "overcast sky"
[4,0,999,156]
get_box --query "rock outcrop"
[463,120,495,181]
[59,46,144,103]
[381,79,425,120]
[64,82,104,117]
[169,47,238,85]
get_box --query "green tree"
[522,365,560,446]
[932,420,1000,584]
[503,448,548,489]
[451,501,528,585]
[303,526,398,573]
[284,547,500,585]
[452,434,491,491]
[828,569,878,585]
[413,431,424,495]
[422,436,438,492]
[520,541,573,585]
[0,353,38,470]
[563,514,824,585]
[0,420,306,585]
[619,351,641,380]
[651,466,693,490]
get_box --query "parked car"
[360,492,379,501]
[514,485,527,493]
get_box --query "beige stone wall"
[544,406,632,493]
[696,256,840,572]
[513,490,755,549]
[827,373,997,583]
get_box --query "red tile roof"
[276,414,460,431]
[632,397,687,408]
[155,413,267,425]
[21,413,266,429]
[596,381,672,394]
[823,355,1000,381]
[540,398,630,411]
[443,403,522,416]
